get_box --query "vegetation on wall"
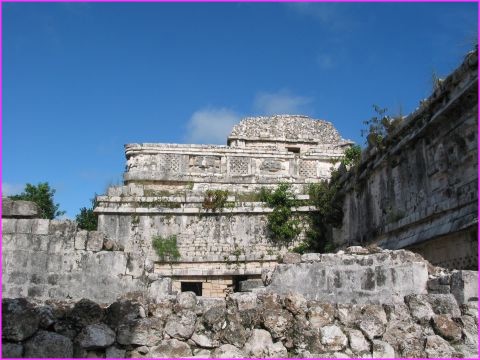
[260,183,301,246]
[202,190,232,211]
[76,196,98,231]
[341,145,362,168]
[9,182,65,220]
[303,169,344,253]
[152,235,180,262]
[361,105,402,150]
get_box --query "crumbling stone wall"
[335,49,478,269]
[1,203,171,304]
[3,243,477,358]
[3,286,477,358]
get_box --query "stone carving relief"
[259,159,285,173]
[299,160,317,178]
[189,155,221,173]
[229,157,250,175]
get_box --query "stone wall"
[335,49,478,269]
[3,287,477,358]
[1,215,171,304]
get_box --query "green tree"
[76,196,98,231]
[10,182,65,219]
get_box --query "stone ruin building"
[94,115,353,297]
[1,48,478,359]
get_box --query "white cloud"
[2,183,24,197]
[184,108,241,145]
[254,90,312,115]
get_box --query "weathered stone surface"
[431,314,462,341]
[320,325,348,351]
[243,329,274,357]
[261,268,274,286]
[307,302,335,327]
[372,340,395,358]
[74,230,88,250]
[191,332,220,348]
[76,323,115,349]
[175,291,197,311]
[357,316,385,340]
[267,251,429,303]
[229,292,258,311]
[2,199,40,218]
[425,335,455,358]
[219,315,248,348]
[2,343,23,358]
[262,307,293,340]
[164,310,196,340]
[345,329,370,355]
[104,300,142,330]
[345,246,370,255]
[24,330,73,358]
[106,345,126,358]
[67,298,104,328]
[117,317,164,346]
[382,320,424,357]
[425,293,461,317]
[212,344,245,358]
[405,294,435,323]
[149,339,192,358]
[282,252,302,264]
[451,270,478,304]
[35,305,56,329]
[2,298,41,341]
[203,306,227,332]
[238,279,264,292]
[148,278,172,301]
[86,231,104,251]
[284,292,308,315]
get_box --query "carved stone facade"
[334,49,478,270]
[95,115,351,298]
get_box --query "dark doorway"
[287,147,300,154]
[232,276,249,292]
[181,282,202,296]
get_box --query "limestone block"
[424,335,455,358]
[117,318,164,346]
[2,199,40,218]
[2,298,41,341]
[149,278,172,301]
[320,325,348,351]
[431,314,462,341]
[76,323,116,349]
[31,219,50,235]
[2,218,16,233]
[372,340,395,358]
[16,219,33,234]
[211,344,245,358]
[75,230,88,250]
[164,310,196,340]
[87,231,104,251]
[149,339,192,358]
[24,331,73,358]
[451,270,478,304]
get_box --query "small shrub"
[341,145,362,167]
[260,183,301,245]
[152,235,180,262]
[203,190,229,211]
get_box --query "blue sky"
[3,2,477,218]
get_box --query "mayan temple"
[95,115,353,297]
